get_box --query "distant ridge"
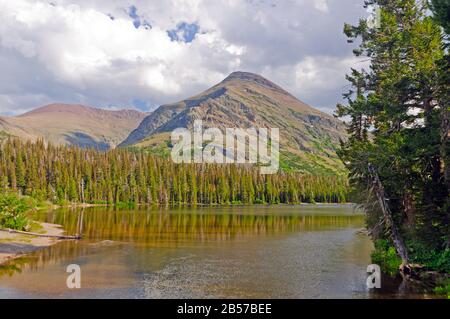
[18,103,143,118]
[0,103,147,149]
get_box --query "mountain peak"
[222,71,285,92]
[224,71,266,81]
[120,71,347,173]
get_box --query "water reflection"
[30,206,366,243]
[1,205,375,298]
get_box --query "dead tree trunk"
[368,164,409,265]
[441,101,450,249]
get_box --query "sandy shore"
[0,223,64,265]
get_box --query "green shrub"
[407,241,450,273]
[55,198,70,206]
[90,200,109,205]
[115,201,136,209]
[371,239,402,276]
[434,279,450,299]
[0,193,31,231]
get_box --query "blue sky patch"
[132,98,149,111]
[167,22,199,43]
[128,5,140,28]
[128,5,151,29]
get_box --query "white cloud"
[313,0,329,13]
[0,0,367,114]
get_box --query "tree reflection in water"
[4,206,365,279]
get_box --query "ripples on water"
[0,205,397,298]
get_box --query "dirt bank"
[0,223,64,265]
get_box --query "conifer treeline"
[0,139,348,205]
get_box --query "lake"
[0,204,412,298]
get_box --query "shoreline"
[0,222,65,266]
[46,201,357,209]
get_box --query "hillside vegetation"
[0,138,348,206]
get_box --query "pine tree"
[338,0,448,266]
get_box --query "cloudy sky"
[0,0,369,115]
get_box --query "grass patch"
[0,236,32,244]
[28,221,45,234]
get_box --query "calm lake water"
[0,205,416,298]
